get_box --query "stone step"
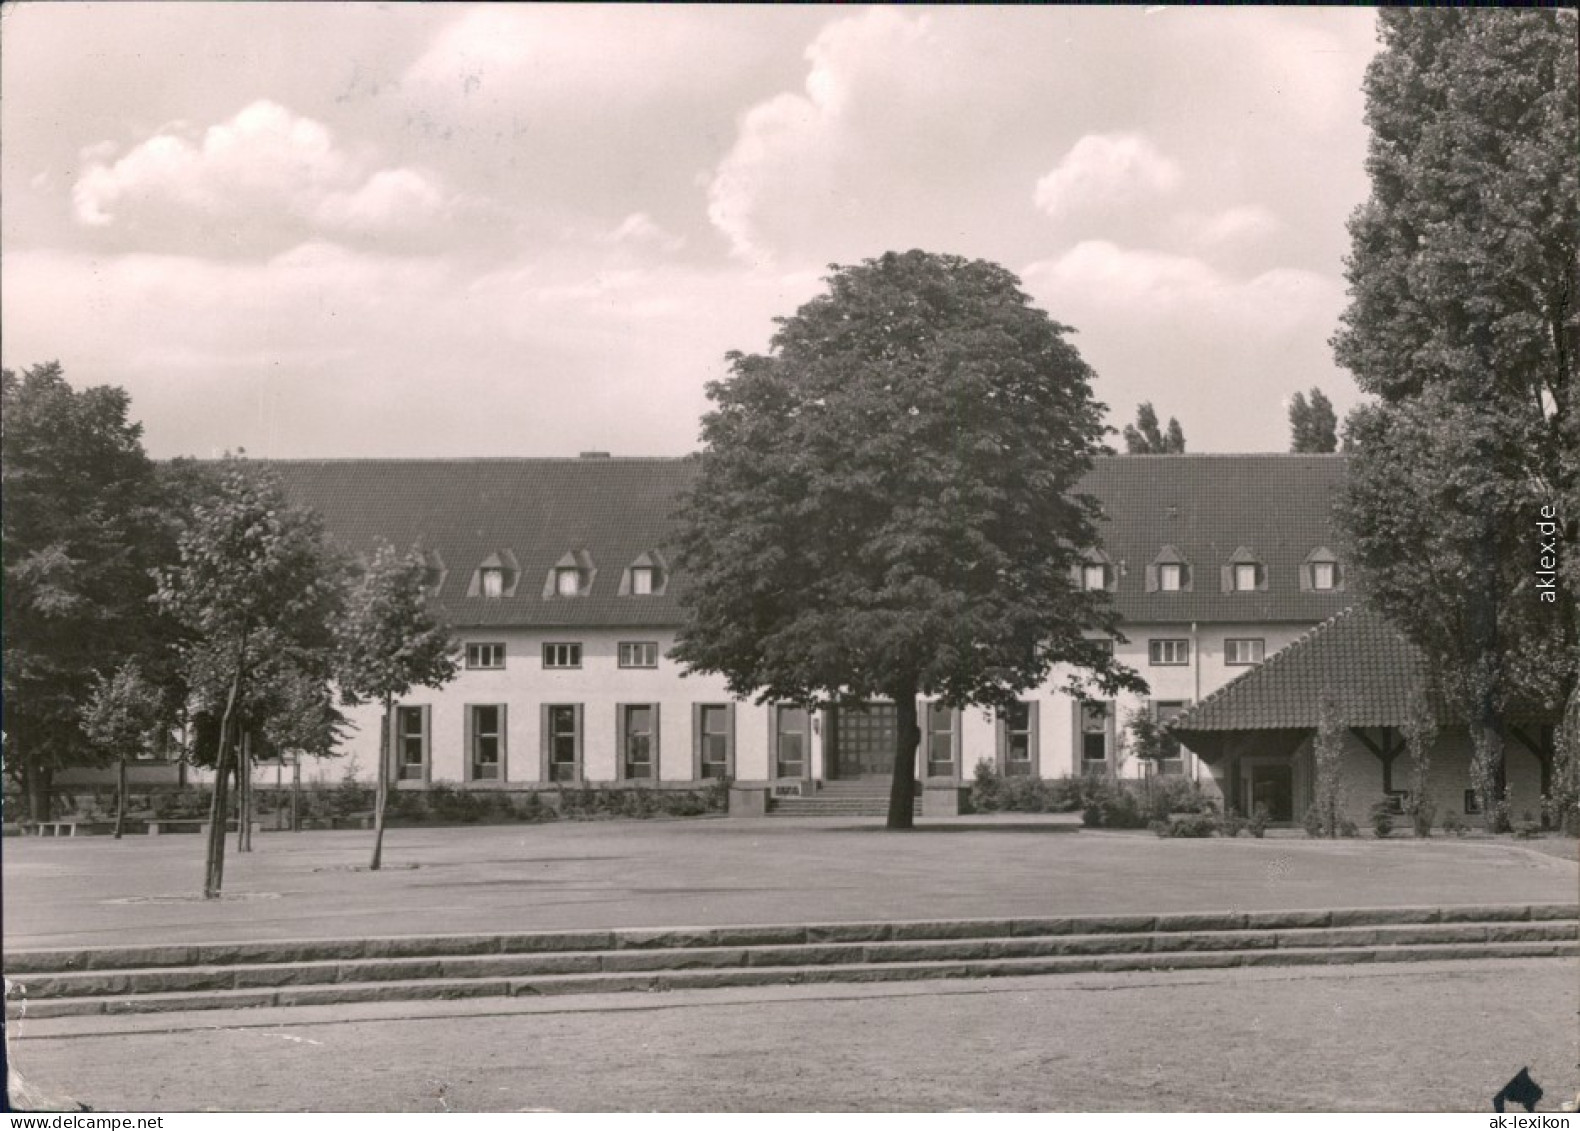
[9,937,1575,1020]
[13,919,1576,1001]
[9,903,1575,974]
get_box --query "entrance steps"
[768,780,920,817]
[6,904,1574,1020]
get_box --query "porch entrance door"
[829,704,896,780]
[1245,762,1294,822]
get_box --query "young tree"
[156,460,342,897]
[1121,402,1186,454]
[1311,692,1347,839]
[2,364,170,820]
[80,662,163,839]
[336,541,457,869]
[1332,9,1578,805]
[672,250,1146,829]
[1288,388,1339,453]
[1400,683,1439,837]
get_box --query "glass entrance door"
[1245,762,1294,822]
[830,704,896,779]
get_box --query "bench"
[146,818,260,836]
[34,820,117,837]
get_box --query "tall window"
[1001,701,1033,777]
[543,643,581,669]
[1149,639,1189,666]
[469,705,503,780]
[775,706,809,778]
[396,705,427,781]
[1152,701,1188,775]
[1080,701,1110,773]
[466,643,505,670]
[631,567,654,595]
[546,705,580,782]
[1311,561,1336,591]
[618,641,658,669]
[480,567,504,598]
[621,705,656,780]
[697,705,732,779]
[1159,563,1183,591]
[1081,563,1107,591]
[556,567,580,596]
[925,703,956,778]
[1225,638,1265,666]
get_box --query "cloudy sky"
[2,4,1380,459]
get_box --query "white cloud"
[1176,204,1283,249]
[1033,134,1181,221]
[71,101,450,250]
[600,213,687,254]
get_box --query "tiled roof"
[1167,605,1437,733]
[265,453,1352,629]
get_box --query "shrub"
[1165,812,1219,838]
[1148,818,1170,838]
[1512,810,1541,839]
[1219,809,1246,838]
[1441,812,1469,837]
[1302,803,1324,839]
[1246,805,1269,839]
[1411,797,1436,838]
[1369,800,1395,839]
[971,760,1003,813]
[1338,817,1360,838]
[1079,780,1148,829]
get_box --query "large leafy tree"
[2,363,170,820]
[1332,9,1578,819]
[672,250,1145,829]
[1121,402,1185,454]
[336,541,458,870]
[1288,388,1339,453]
[156,460,343,896]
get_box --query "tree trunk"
[204,664,244,899]
[238,731,253,852]
[887,690,921,830]
[370,698,391,871]
[291,755,301,833]
[113,755,127,840]
[25,761,54,823]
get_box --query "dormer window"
[469,551,520,599]
[620,551,668,596]
[1222,547,1267,593]
[1301,547,1343,592]
[1146,546,1191,593]
[544,550,596,598]
[1082,563,1107,591]
[1234,563,1258,591]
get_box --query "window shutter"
[539,704,550,782]
[616,703,628,781]
[1298,562,1312,591]
[1027,700,1041,778]
[464,705,475,783]
[1221,564,1233,593]
[1256,564,1268,591]
[652,703,661,779]
[951,708,963,780]
[573,705,583,781]
[1069,564,1084,587]
[498,704,508,781]
[1180,564,1192,592]
[1070,700,1083,774]
[994,708,1007,773]
[1145,563,1159,592]
[724,703,737,777]
[691,703,703,780]
[768,705,779,773]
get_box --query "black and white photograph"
[2,2,1576,1116]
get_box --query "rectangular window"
[1081,563,1106,591]
[698,705,732,779]
[481,568,504,598]
[618,641,658,669]
[775,706,809,778]
[396,705,427,782]
[925,703,956,778]
[547,705,580,782]
[543,643,582,669]
[1312,561,1336,591]
[556,568,580,597]
[1080,701,1110,773]
[1159,563,1182,592]
[466,643,505,670]
[1464,789,1482,815]
[1234,563,1258,591]
[1152,701,1188,775]
[1149,639,1189,666]
[1002,701,1033,777]
[469,704,503,781]
[1225,638,1265,666]
[631,567,654,595]
[622,704,656,780]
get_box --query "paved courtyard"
[4,816,1576,950]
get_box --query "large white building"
[267,452,1391,817]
